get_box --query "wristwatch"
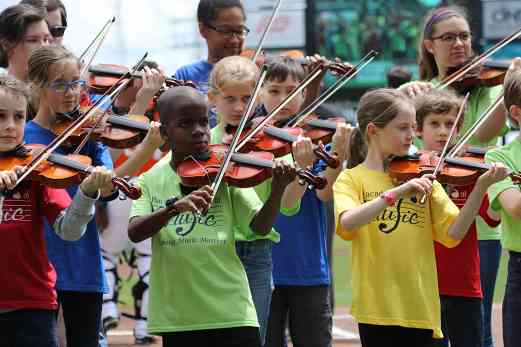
[380,191,397,206]
[165,196,180,215]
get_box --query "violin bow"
[10,53,148,190]
[419,93,470,203]
[447,92,504,158]
[250,0,283,63]
[286,50,378,127]
[80,17,117,78]
[235,64,327,152]
[209,65,268,200]
[436,27,521,90]
[72,56,149,155]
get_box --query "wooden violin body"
[447,59,510,93]
[177,144,327,189]
[51,107,151,149]
[0,144,141,199]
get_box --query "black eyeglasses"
[431,32,471,44]
[205,23,250,38]
[49,25,67,38]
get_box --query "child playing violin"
[484,57,521,347]
[99,60,166,343]
[260,56,351,347]
[23,44,163,347]
[155,54,310,344]
[0,73,114,346]
[128,86,297,347]
[333,88,507,347]
[415,88,504,347]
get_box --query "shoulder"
[175,60,212,79]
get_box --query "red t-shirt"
[0,181,71,310]
[434,184,499,298]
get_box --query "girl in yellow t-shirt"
[332,88,508,346]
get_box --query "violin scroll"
[111,176,142,200]
[296,168,327,189]
[313,143,340,169]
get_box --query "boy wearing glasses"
[174,0,249,128]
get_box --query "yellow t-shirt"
[333,164,460,338]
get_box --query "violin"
[177,144,327,189]
[240,49,354,76]
[288,114,347,144]
[222,118,340,168]
[388,151,521,186]
[50,106,152,149]
[446,59,510,94]
[0,144,141,199]
[88,63,194,94]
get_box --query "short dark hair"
[0,4,47,68]
[414,89,464,132]
[265,56,306,83]
[197,0,245,25]
[20,0,67,26]
[386,66,413,88]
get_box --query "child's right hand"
[0,166,24,190]
[396,174,434,199]
[170,185,214,214]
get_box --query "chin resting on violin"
[128,86,297,242]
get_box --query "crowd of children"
[0,1,520,347]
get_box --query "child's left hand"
[331,123,353,162]
[142,121,164,150]
[135,66,165,103]
[476,163,510,188]
[80,166,115,198]
[292,136,314,169]
[271,160,297,193]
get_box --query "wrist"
[80,183,98,199]
[380,190,398,206]
[165,196,180,217]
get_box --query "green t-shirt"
[155,126,301,242]
[485,139,521,252]
[415,82,507,240]
[130,162,259,333]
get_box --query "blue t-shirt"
[174,59,217,128]
[25,121,112,293]
[271,158,330,286]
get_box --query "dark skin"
[128,87,296,243]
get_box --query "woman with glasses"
[20,0,68,45]
[400,6,510,347]
[0,4,51,81]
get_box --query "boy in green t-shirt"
[128,86,297,347]
[484,57,521,347]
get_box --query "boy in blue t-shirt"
[261,56,351,347]
[174,0,248,127]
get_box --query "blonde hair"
[209,55,259,93]
[418,6,468,80]
[414,89,464,132]
[0,73,29,101]
[504,68,521,111]
[348,88,413,168]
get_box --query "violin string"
[184,155,212,186]
[447,92,504,158]
[252,0,283,63]
[235,65,326,152]
[290,50,378,127]
[211,67,268,198]
[437,27,521,90]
